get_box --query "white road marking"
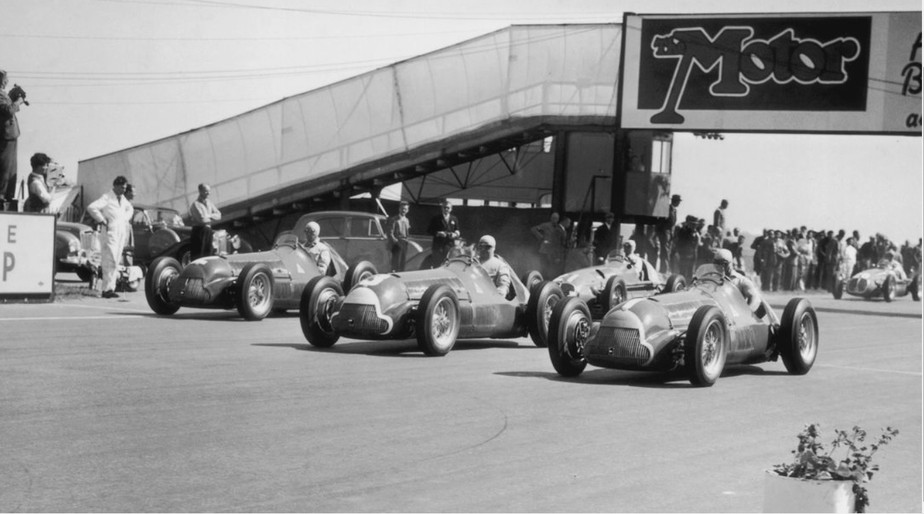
[816,363,922,376]
[3,315,146,321]
[47,302,150,313]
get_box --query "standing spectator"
[0,70,24,209]
[657,194,680,273]
[757,231,778,292]
[797,230,815,291]
[713,199,728,235]
[531,212,566,278]
[385,201,411,272]
[782,231,798,290]
[822,230,839,291]
[751,229,768,279]
[772,231,791,291]
[593,212,616,263]
[840,237,858,282]
[188,183,222,261]
[858,236,876,272]
[426,198,460,267]
[86,176,133,299]
[303,221,332,275]
[22,152,55,213]
[673,215,700,281]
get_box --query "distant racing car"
[299,251,559,355]
[546,263,819,387]
[834,262,921,302]
[145,233,376,321]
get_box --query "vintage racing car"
[834,262,921,302]
[529,252,687,346]
[546,263,819,387]
[299,251,560,355]
[145,233,377,321]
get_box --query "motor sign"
[0,212,55,301]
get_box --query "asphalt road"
[1,277,921,512]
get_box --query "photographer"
[0,70,25,210]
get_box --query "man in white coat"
[86,176,133,298]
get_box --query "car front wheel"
[527,281,564,347]
[344,261,377,292]
[416,285,460,356]
[236,263,274,320]
[299,276,343,347]
[145,256,181,315]
[882,275,895,302]
[778,298,818,375]
[547,297,590,377]
[685,306,728,387]
[601,276,628,312]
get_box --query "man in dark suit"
[592,212,616,263]
[0,69,24,209]
[426,199,460,267]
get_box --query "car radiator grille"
[336,304,389,333]
[590,327,650,366]
[849,277,867,291]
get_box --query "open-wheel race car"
[145,233,377,321]
[547,263,819,387]
[834,262,920,302]
[298,251,559,355]
[529,253,687,346]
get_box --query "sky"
[2,0,921,242]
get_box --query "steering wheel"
[446,254,475,266]
[693,270,725,285]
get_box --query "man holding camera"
[0,69,25,210]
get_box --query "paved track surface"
[2,279,921,512]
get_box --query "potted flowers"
[764,423,899,513]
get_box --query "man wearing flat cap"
[0,69,23,209]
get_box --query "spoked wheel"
[685,306,728,387]
[299,276,344,347]
[526,281,564,347]
[236,263,274,320]
[547,297,590,377]
[882,275,895,302]
[344,261,377,292]
[778,298,819,375]
[144,256,181,315]
[601,277,627,312]
[416,285,460,356]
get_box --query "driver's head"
[623,240,636,256]
[305,221,321,243]
[477,235,496,260]
[713,248,734,275]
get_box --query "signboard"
[0,212,56,301]
[620,12,922,134]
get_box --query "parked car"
[834,262,921,302]
[292,211,429,272]
[546,263,819,387]
[54,221,99,282]
[529,252,687,346]
[299,249,560,355]
[145,232,376,321]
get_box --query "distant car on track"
[546,263,819,387]
[834,262,920,302]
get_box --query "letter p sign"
[3,251,14,281]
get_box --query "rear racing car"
[834,261,920,302]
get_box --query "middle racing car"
[546,263,819,387]
[145,233,377,321]
[298,250,562,356]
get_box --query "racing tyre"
[522,270,544,291]
[882,275,895,302]
[601,277,628,312]
[684,306,728,387]
[344,261,377,292]
[416,284,460,356]
[298,276,343,348]
[547,297,590,377]
[778,298,819,375]
[833,279,844,300]
[663,274,686,293]
[145,256,181,315]
[299,276,344,347]
[911,274,921,302]
[526,281,564,347]
[236,262,274,321]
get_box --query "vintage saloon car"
[546,263,819,387]
[54,220,99,281]
[299,251,561,356]
[530,253,687,346]
[834,261,921,302]
[145,233,376,321]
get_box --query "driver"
[304,221,332,275]
[476,235,512,296]
[878,251,907,280]
[713,248,766,317]
[622,240,644,279]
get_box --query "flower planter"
[762,470,856,513]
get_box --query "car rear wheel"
[778,298,818,375]
[299,276,344,347]
[547,297,590,377]
[882,275,895,302]
[236,263,274,321]
[416,285,460,356]
[344,261,377,292]
[685,306,728,387]
[526,281,564,348]
[145,256,181,315]
[664,274,686,293]
[911,274,921,302]
[522,270,544,291]
[601,277,627,312]
[833,279,844,300]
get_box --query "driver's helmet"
[713,248,734,275]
